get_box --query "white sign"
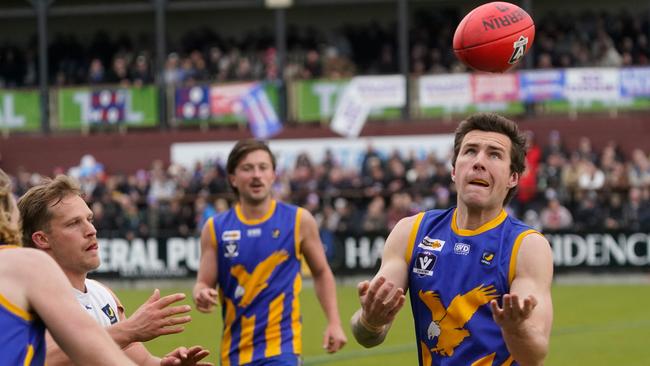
[418,74,472,109]
[330,84,370,138]
[330,75,405,138]
[171,134,455,172]
[564,68,620,104]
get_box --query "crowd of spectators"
[1,7,649,88]
[7,130,650,240]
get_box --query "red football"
[453,1,535,73]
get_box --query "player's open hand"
[124,289,192,342]
[490,293,537,332]
[322,322,347,353]
[160,345,213,366]
[357,276,405,332]
[193,286,219,313]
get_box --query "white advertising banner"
[330,75,405,138]
[564,68,620,103]
[171,133,455,172]
[418,74,472,109]
[350,75,406,108]
[330,84,371,138]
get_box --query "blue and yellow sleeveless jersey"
[0,245,46,366]
[406,207,538,366]
[207,200,303,365]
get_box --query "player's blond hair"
[0,169,21,245]
[18,175,82,248]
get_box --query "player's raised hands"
[160,345,213,366]
[193,286,219,313]
[122,289,192,343]
[490,293,538,332]
[357,276,406,332]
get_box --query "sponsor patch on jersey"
[413,252,437,276]
[224,241,239,258]
[454,242,471,255]
[101,304,118,324]
[418,236,445,251]
[272,229,280,239]
[247,228,261,237]
[222,230,241,241]
[481,251,495,265]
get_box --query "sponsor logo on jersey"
[272,229,280,239]
[224,241,239,258]
[102,304,118,324]
[413,252,437,276]
[481,251,495,265]
[247,228,261,237]
[222,230,241,241]
[454,243,471,255]
[418,236,445,251]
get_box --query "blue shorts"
[247,354,301,366]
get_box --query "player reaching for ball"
[350,113,553,366]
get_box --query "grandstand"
[2,0,650,365]
[1,0,649,271]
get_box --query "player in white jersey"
[19,175,213,366]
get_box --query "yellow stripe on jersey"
[502,355,514,366]
[0,292,32,321]
[470,352,496,366]
[405,212,425,264]
[265,293,285,358]
[291,273,302,354]
[508,229,538,286]
[207,217,217,248]
[220,298,236,366]
[294,207,302,260]
[239,314,256,364]
[420,341,432,366]
[452,209,507,236]
[235,200,277,225]
[22,345,34,366]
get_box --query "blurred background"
[1,0,650,364]
[2,0,649,273]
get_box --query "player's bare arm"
[299,208,347,353]
[193,218,219,313]
[490,233,553,366]
[12,249,136,365]
[351,215,412,348]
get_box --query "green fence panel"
[0,90,41,132]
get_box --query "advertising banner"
[418,73,472,109]
[92,237,200,279]
[291,79,401,123]
[518,69,565,102]
[0,90,40,132]
[174,82,278,126]
[620,67,650,97]
[472,73,520,103]
[564,68,620,104]
[90,230,650,279]
[57,86,158,129]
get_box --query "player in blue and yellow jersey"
[0,169,136,366]
[351,113,554,366]
[193,139,347,366]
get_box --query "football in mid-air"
[453,1,535,73]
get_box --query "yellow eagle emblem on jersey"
[419,284,498,357]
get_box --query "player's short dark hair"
[451,112,527,206]
[226,139,276,195]
[18,175,82,248]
